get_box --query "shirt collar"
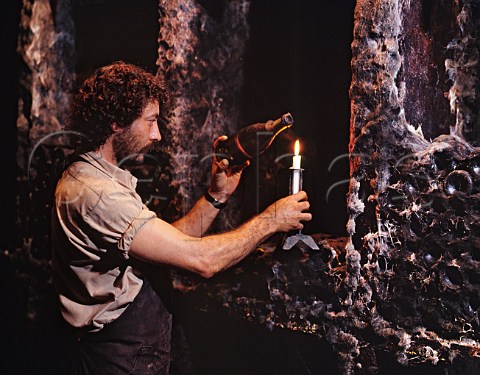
[82,151,138,190]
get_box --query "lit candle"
[292,140,301,169]
[291,140,302,194]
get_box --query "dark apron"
[72,279,172,375]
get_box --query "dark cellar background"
[1,0,355,374]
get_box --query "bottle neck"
[266,119,292,138]
[265,113,294,133]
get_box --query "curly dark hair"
[67,61,171,153]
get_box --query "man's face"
[112,100,161,165]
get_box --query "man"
[51,61,312,374]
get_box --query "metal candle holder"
[282,167,319,251]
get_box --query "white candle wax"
[291,169,301,194]
[292,154,301,169]
[292,140,301,169]
[292,140,301,168]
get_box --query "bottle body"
[214,113,294,168]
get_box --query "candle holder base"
[282,233,319,251]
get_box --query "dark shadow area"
[0,0,22,251]
[73,0,159,79]
[172,303,340,375]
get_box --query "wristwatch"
[204,191,227,209]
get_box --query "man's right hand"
[262,191,312,233]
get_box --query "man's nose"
[150,123,161,141]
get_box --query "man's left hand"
[208,136,247,202]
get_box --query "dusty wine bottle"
[214,113,294,169]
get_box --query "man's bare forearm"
[130,192,311,279]
[195,211,278,276]
[171,195,221,237]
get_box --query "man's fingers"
[241,160,250,169]
[299,200,310,211]
[215,158,229,173]
[302,212,313,222]
[213,135,228,148]
[292,190,308,201]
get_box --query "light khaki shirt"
[51,152,156,331]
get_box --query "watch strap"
[204,191,227,209]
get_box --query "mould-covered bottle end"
[282,112,294,126]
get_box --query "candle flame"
[294,140,300,156]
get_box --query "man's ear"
[111,123,120,133]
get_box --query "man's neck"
[96,138,117,166]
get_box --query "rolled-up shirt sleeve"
[84,188,157,259]
[117,204,157,254]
